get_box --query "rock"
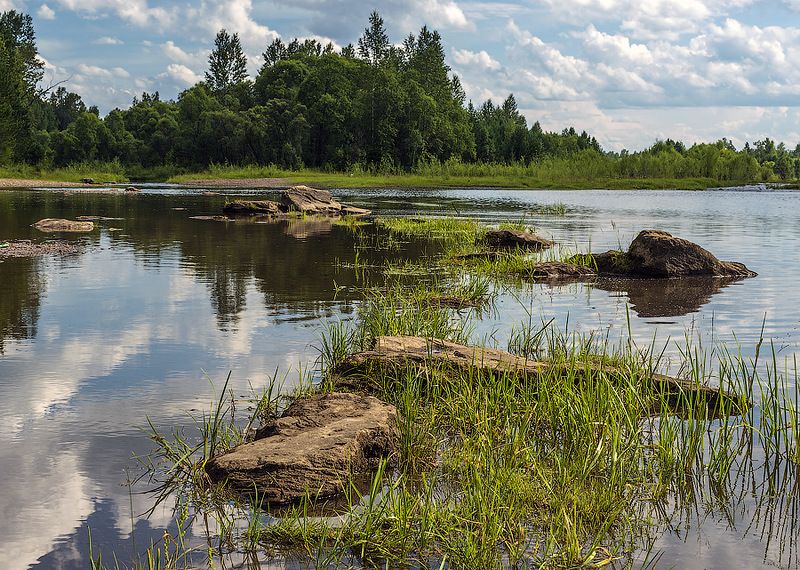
[221,188,370,218]
[125,186,140,192]
[482,229,555,251]
[281,185,371,216]
[205,392,398,503]
[222,200,282,215]
[281,186,340,213]
[80,178,94,184]
[32,218,94,232]
[581,230,756,278]
[527,261,597,280]
[334,335,745,415]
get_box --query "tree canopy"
[1,9,798,182]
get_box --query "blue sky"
[4,0,800,152]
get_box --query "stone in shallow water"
[205,392,398,503]
[32,218,94,232]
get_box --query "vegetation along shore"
[3,11,800,188]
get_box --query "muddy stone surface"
[205,392,398,503]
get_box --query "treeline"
[2,9,800,182]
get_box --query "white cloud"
[160,40,207,67]
[159,63,203,86]
[451,48,501,70]
[54,0,178,30]
[93,36,123,45]
[37,4,56,19]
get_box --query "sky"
[2,0,800,152]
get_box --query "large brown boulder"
[32,218,94,232]
[205,392,398,503]
[482,229,555,251]
[588,230,756,278]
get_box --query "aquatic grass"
[125,219,800,569]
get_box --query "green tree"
[205,29,248,95]
[0,11,44,100]
[0,33,28,161]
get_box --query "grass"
[0,159,131,184]
[98,215,800,569]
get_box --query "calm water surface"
[0,185,798,569]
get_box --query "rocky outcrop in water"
[32,219,94,232]
[222,186,371,218]
[205,392,398,503]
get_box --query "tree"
[358,11,388,67]
[0,34,28,161]
[0,11,44,99]
[205,29,248,95]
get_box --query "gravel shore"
[0,178,87,188]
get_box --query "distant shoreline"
[0,178,87,188]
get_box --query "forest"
[2,9,799,183]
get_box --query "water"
[0,185,798,569]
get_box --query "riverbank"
[169,170,732,191]
[0,178,88,188]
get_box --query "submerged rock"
[32,218,94,232]
[482,229,555,251]
[205,392,398,503]
[586,230,756,278]
[335,335,745,415]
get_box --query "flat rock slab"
[335,336,744,415]
[205,392,398,503]
[32,218,94,232]
[482,229,555,251]
[222,200,282,215]
[281,185,371,216]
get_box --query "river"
[0,184,798,569]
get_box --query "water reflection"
[592,276,747,318]
[0,257,44,353]
[0,187,798,569]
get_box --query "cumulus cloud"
[161,40,207,67]
[158,63,203,86]
[37,4,56,19]
[54,0,178,30]
[451,48,502,70]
